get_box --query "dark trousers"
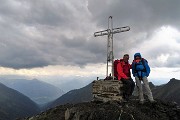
[121,78,135,96]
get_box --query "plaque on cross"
[94,16,130,80]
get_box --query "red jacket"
[114,59,131,80]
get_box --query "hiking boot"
[122,93,126,99]
[139,100,144,104]
[123,94,130,101]
[150,100,156,103]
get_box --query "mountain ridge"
[0,78,64,104]
[0,83,40,120]
[47,78,180,109]
[18,78,180,120]
[49,83,93,109]
[152,78,180,105]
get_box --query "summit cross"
[94,16,130,80]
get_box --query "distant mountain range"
[48,78,180,109]
[0,83,40,120]
[0,78,64,105]
[1,77,179,119]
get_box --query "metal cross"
[94,16,130,80]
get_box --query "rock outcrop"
[19,100,180,120]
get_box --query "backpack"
[114,59,125,79]
[133,58,148,79]
[114,59,121,79]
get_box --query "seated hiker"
[114,54,135,101]
[132,53,155,104]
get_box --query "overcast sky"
[0,0,180,91]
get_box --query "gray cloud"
[0,0,180,69]
[88,0,180,31]
[88,0,180,67]
[0,0,97,69]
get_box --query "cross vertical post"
[94,16,130,80]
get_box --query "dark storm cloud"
[88,0,180,45]
[0,0,180,69]
[88,0,180,31]
[88,0,180,67]
[0,0,97,69]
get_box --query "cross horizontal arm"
[94,29,110,37]
[112,26,130,34]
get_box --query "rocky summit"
[19,99,180,120]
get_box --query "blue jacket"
[132,53,150,78]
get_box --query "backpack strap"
[134,58,147,80]
[133,60,137,73]
[141,58,146,72]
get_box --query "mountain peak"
[31,78,39,81]
[149,82,155,88]
[168,78,180,85]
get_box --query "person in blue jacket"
[132,53,155,104]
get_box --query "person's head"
[134,53,142,60]
[123,54,129,62]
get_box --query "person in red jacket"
[114,54,135,101]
